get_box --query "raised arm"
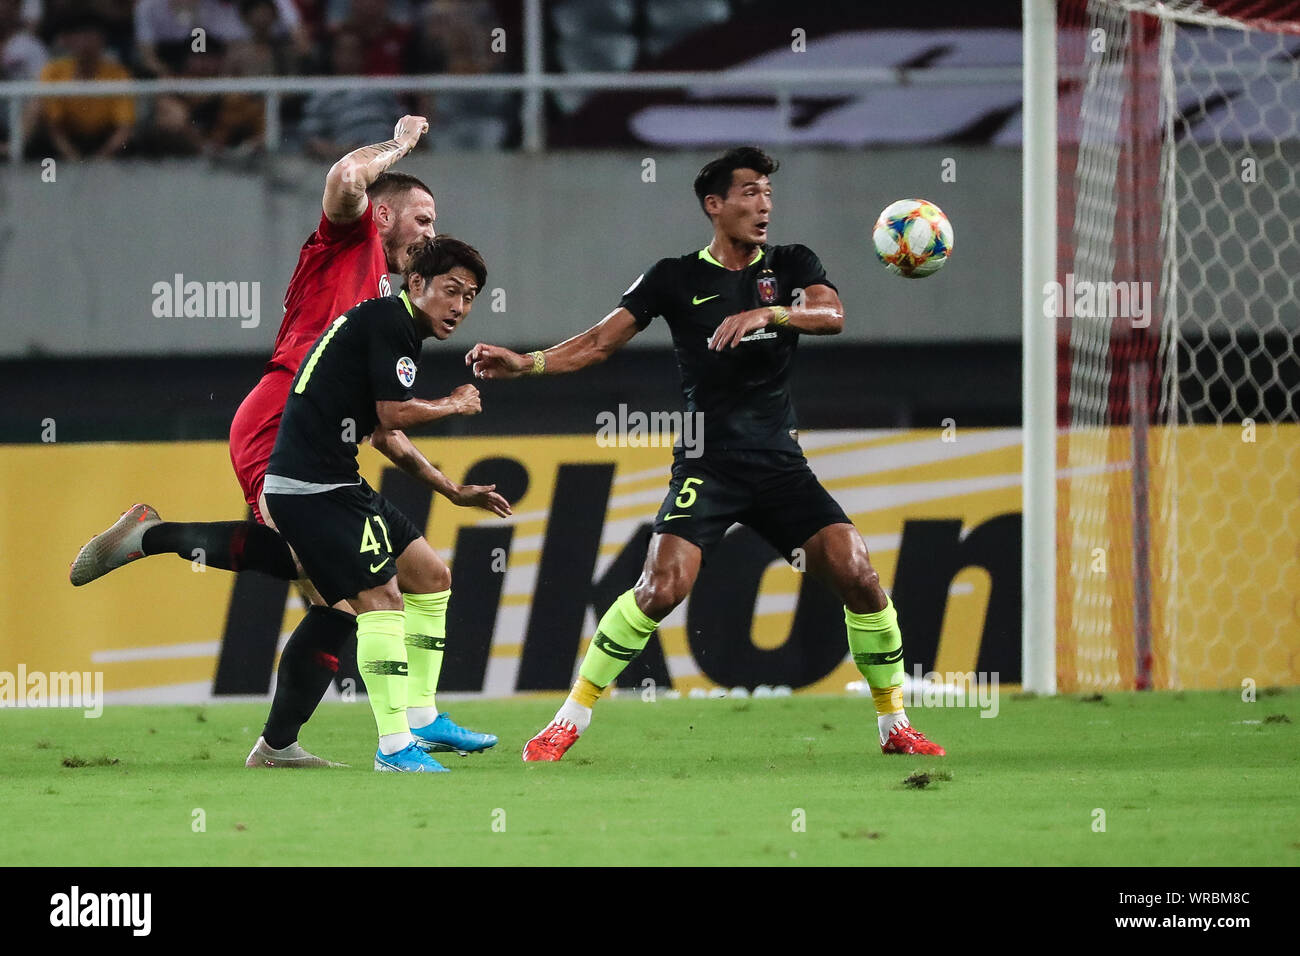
[322,114,429,224]
[464,307,642,380]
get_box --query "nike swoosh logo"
[369,558,391,573]
[692,294,720,305]
[663,514,690,521]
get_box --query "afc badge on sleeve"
[396,356,416,387]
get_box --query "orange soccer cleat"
[881,724,947,756]
[522,720,581,762]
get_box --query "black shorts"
[264,479,422,606]
[651,449,851,560]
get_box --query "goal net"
[1056,0,1300,691]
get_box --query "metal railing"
[0,65,1025,160]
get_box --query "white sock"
[378,731,415,756]
[878,710,910,745]
[407,706,439,729]
[554,697,592,734]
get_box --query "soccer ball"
[872,199,954,278]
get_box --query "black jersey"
[618,243,835,455]
[268,292,423,485]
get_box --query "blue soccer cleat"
[373,742,449,773]
[411,713,498,755]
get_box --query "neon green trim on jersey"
[699,246,764,269]
[294,315,348,394]
[399,289,414,316]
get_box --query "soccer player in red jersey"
[71,116,505,766]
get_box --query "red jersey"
[266,204,391,376]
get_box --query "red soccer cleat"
[881,724,947,756]
[522,720,580,762]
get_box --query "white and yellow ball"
[872,199,954,278]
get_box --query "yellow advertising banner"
[2,427,1295,702]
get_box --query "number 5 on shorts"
[674,477,703,510]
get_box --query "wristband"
[528,350,547,375]
[770,306,790,326]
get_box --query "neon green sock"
[578,589,658,688]
[404,590,449,715]
[356,609,409,737]
[846,598,905,692]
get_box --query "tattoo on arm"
[326,139,412,220]
[346,139,409,181]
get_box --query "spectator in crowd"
[33,1,135,62]
[258,0,314,65]
[203,0,315,155]
[325,0,415,27]
[408,0,493,73]
[136,0,307,77]
[409,0,512,148]
[137,37,255,156]
[136,0,246,76]
[291,0,334,49]
[298,30,405,158]
[331,0,409,76]
[1,0,46,158]
[33,15,134,159]
[1,0,46,79]
[227,0,302,75]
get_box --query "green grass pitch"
[1,689,1295,866]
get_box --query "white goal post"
[1025,0,1300,693]
[1023,0,1059,694]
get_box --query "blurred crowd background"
[0,0,525,157]
[0,0,795,158]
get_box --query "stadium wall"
[0,148,1016,356]
[0,343,1023,444]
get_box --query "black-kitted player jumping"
[466,146,945,761]
[266,236,509,772]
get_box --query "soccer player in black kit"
[466,147,945,761]
[266,236,509,772]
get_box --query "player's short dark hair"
[368,171,434,206]
[404,236,487,291]
[693,146,779,216]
